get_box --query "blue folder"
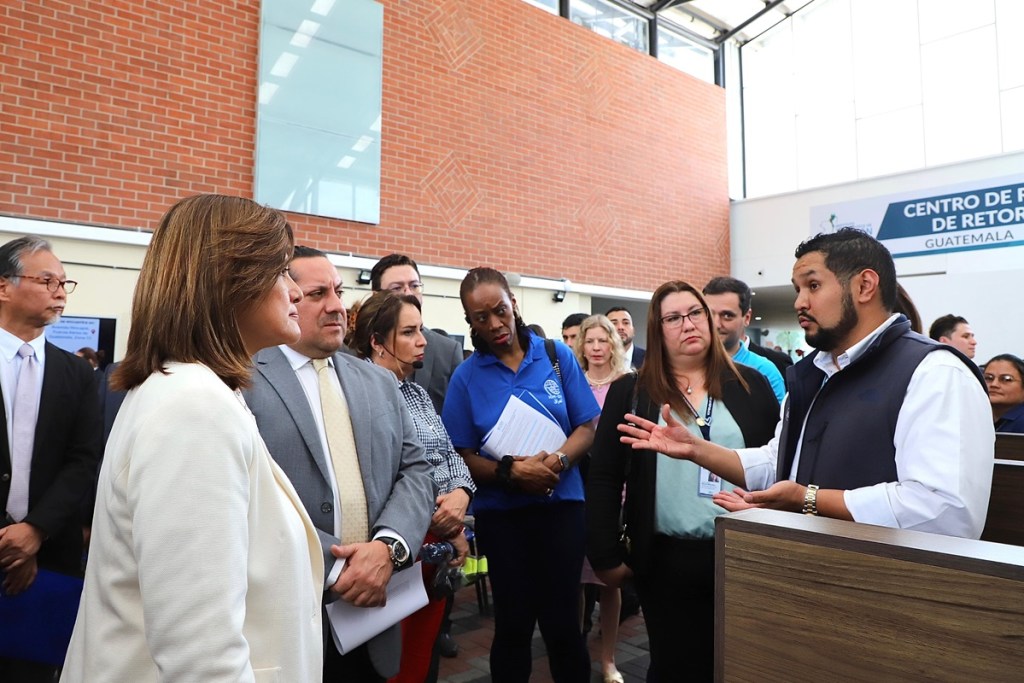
[0,568,83,666]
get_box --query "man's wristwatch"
[375,536,411,570]
[554,450,571,472]
[803,484,820,516]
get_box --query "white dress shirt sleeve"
[843,350,994,538]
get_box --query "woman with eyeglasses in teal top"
[585,280,779,682]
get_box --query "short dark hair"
[929,314,969,341]
[292,245,327,261]
[794,228,897,311]
[561,313,588,330]
[370,253,419,291]
[702,276,752,314]
[605,306,629,317]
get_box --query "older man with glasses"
[0,235,100,681]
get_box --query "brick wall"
[0,0,729,291]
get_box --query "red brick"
[0,0,728,289]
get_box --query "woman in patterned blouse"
[352,290,475,683]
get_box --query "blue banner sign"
[810,175,1024,258]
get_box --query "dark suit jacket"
[586,365,778,578]
[0,342,102,575]
[748,341,793,378]
[244,347,436,678]
[98,361,126,446]
[630,345,646,369]
[413,327,462,414]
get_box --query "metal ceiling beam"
[649,0,694,13]
[663,4,733,37]
[716,0,788,44]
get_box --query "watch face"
[392,541,410,563]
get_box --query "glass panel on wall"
[569,0,649,54]
[657,23,715,84]
[522,0,558,14]
[256,0,383,224]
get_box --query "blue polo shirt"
[734,342,786,403]
[996,402,1024,434]
[442,333,600,512]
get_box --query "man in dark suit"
[0,236,102,681]
[370,253,462,414]
[606,306,645,369]
[245,247,435,682]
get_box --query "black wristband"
[496,455,516,491]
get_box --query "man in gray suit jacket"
[245,247,435,682]
[370,253,462,414]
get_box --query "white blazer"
[61,363,324,682]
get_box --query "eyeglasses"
[660,308,707,328]
[984,373,1020,385]
[15,274,77,294]
[385,281,424,294]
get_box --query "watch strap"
[803,484,820,516]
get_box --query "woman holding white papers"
[442,268,600,683]
[585,280,778,682]
[351,290,475,683]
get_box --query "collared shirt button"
[1,473,9,482]
[321,502,333,514]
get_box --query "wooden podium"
[715,509,1024,682]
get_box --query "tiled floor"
[438,582,649,683]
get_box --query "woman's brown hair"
[113,194,294,392]
[351,291,421,360]
[638,280,749,416]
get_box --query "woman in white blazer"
[62,195,324,682]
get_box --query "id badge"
[698,467,722,498]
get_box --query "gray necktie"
[7,343,40,521]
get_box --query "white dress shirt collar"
[813,313,900,378]
[0,326,46,363]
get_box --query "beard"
[805,288,858,352]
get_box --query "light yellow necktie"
[312,358,368,545]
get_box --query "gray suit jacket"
[413,327,462,414]
[244,347,436,678]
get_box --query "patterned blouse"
[399,379,476,496]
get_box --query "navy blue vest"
[778,316,984,490]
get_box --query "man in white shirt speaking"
[618,228,993,539]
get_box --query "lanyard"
[681,393,713,441]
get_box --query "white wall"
[730,150,1024,361]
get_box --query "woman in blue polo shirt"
[442,267,600,683]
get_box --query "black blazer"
[0,343,102,574]
[412,327,463,414]
[630,346,646,369]
[586,364,778,577]
[748,341,793,377]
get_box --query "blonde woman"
[572,315,629,683]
